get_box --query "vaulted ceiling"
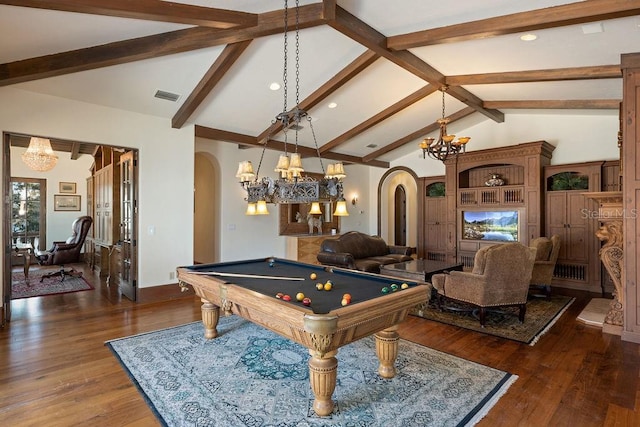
[2,0,638,167]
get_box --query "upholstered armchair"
[431,242,536,326]
[35,215,93,281]
[529,235,561,299]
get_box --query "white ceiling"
[1,1,638,163]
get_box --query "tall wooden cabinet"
[544,162,601,293]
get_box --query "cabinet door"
[424,196,447,255]
[546,192,568,259]
[565,192,589,262]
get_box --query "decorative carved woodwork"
[584,191,624,336]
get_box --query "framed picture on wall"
[54,194,81,211]
[59,182,76,193]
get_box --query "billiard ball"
[296,292,305,301]
[390,283,399,292]
[341,298,350,306]
[275,292,284,299]
[269,261,274,267]
[302,297,311,306]
[401,283,409,290]
[323,282,333,291]
[310,272,317,280]
[342,293,351,301]
[381,287,389,294]
[316,283,324,291]
[282,294,291,301]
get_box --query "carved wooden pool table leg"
[375,325,399,378]
[201,299,220,339]
[308,349,338,417]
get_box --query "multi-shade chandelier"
[420,86,470,162]
[22,137,58,172]
[236,0,348,216]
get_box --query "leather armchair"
[529,235,561,298]
[35,215,93,281]
[431,242,536,326]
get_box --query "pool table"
[176,257,430,416]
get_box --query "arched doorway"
[377,167,419,250]
[194,152,220,264]
[394,185,407,246]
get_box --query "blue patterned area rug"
[106,316,517,427]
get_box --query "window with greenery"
[547,172,589,191]
[11,178,46,246]
[427,182,445,197]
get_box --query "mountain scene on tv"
[463,211,518,241]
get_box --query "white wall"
[0,87,194,289]
[10,146,94,247]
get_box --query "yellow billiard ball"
[316,283,324,291]
[401,283,409,289]
[310,272,317,280]
[323,282,332,291]
[296,292,305,301]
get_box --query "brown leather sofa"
[316,231,413,273]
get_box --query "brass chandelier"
[420,86,470,162]
[236,0,347,216]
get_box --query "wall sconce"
[351,195,358,205]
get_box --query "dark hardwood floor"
[1,263,639,426]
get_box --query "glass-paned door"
[119,151,137,301]
[11,178,46,248]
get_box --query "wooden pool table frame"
[177,261,430,416]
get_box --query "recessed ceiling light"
[269,82,281,91]
[328,102,338,109]
[520,33,537,41]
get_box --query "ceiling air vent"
[154,89,180,102]
[366,143,378,148]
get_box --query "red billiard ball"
[275,292,284,299]
[282,294,291,301]
[302,297,311,306]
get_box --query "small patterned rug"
[411,294,575,345]
[11,271,93,299]
[107,316,517,427]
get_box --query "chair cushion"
[531,238,553,261]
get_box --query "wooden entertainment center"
[418,141,620,294]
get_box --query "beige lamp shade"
[245,202,257,216]
[331,162,346,179]
[256,200,270,215]
[22,137,58,172]
[333,200,349,216]
[308,202,322,215]
[288,153,304,173]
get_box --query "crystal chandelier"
[236,0,347,216]
[419,86,470,162]
[22,137,58,172]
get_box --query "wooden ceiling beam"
[194,125,388,168]
[256,49,381,144]
[329,7,504,123]
[483,100,621,109]
[172,40,252,129]
[387,0,640,50]
[0,0,258,29]
[447,65,622,85]
[319,85,438,154]
[0,3,326,87]
[362,107,476,162]
[70,142,81,160]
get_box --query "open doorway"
[2,132,139,323]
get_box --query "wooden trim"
[446,65,622,85]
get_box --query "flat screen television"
[462,210,519,241]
